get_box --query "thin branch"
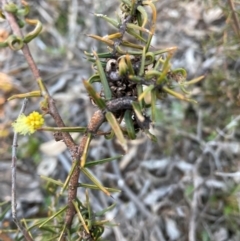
[11,98,33,241]
[65,110,105,228]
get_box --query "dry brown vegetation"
[1,0,240,240]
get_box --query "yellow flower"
[12,111,44,135]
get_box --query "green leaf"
[145,70,161,79]
[40,175,64,186]
[78,183,121,193]
[156,51,174,85]
[25,218,49,231]
[126,28,147,42]
[118,57,128,76]
[94,14,119,29]
[162,86,197,103]
[83,80,106,109]
[80,133,92,168]
[81,168,111,196]
[172,68,187,78]
[72,200,90,234]
[60,160,78,194]
[145,51,155,65]
[132,101,145,123]
[145,130,157,142]
[93,51,112,100]
[84,51,113,59]
[125,54,135,75]
[39,206,68,228]
[105,111,127,152]
[0,202,10,221]
[137,5,148,28]
[85,155,123,167]
[104,129,115,140]
[138,85,154,102]
[88,73,101,84]
[139,47,146,76]
[40,126,86,133]
[124,110,136,140]
[95,203,116,216]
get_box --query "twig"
[65,110,105,228]
[11,98,33,241]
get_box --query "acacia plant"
[1,0,203,240]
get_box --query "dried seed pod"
[106,59,120,81]
[105,59,118,72]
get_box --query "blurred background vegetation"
[0,0,240,240]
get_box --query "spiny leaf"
[137,5,148,28]
[105,111,127,152]
[78,183,121,193]
[60,160,78,194]
[81,168,111,196]
[157,51,174,85]
[40,175,64,186]
[80,133,92,168]
[95,203,117,216]
[124,110,136,140]
[83,80,106,109]
[85,155,123,167]
[138,85,154,102]
[72,200,90,234]
[132,101,145,122]
[40,126,86,133]
[93,51,112,100]
[8,90,41,101]
[39,206,68,228]
[88,73,101,84]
